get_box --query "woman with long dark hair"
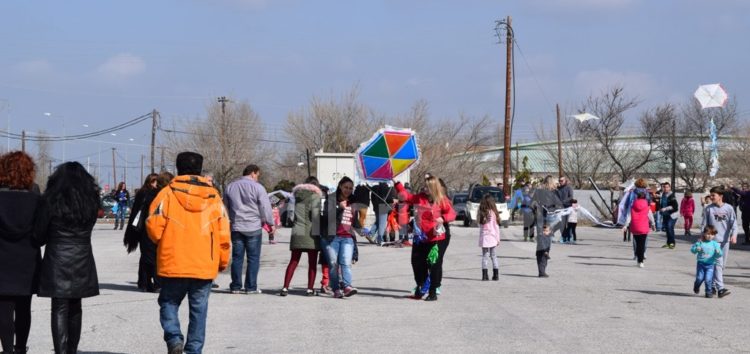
[35,162,100,354]
[0,151,41,354]
[321,176,360,298]
[123,173,160,292]
[112,181,129,230]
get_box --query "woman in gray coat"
[280,176,323,296]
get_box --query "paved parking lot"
[24,223,750,353]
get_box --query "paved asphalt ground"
[23,223,750,353]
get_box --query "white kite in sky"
[570,113,600,122]
[694,83,728,109]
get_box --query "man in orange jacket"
[147,151,231,354]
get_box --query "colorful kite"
[694,83,728,177]
[356,126,419,181]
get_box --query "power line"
[0,112,153,141]
[159,127,296,145]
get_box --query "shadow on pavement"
[575,262,634,268]
[502,273,539,278]
[80,351,129,354]
[98,283,145,293]
[355,291,413,299]
[442,276,483,282]
[356,286,410,293]
[568,255,634,261]
[499,256,534,260]
[616,289,694,297]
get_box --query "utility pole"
[112,148,117,187]
[151,109,158,173]
[496,16,514,197]
[21,130,26,152]
[557,104,563,178]
[515,142,519,172]
[218,96,229,115]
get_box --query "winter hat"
[176,151,203,176]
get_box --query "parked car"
[100,195,134,219]
[464,185,510,228]
[451,192,468,221]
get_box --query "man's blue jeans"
[230,230,262,291]
[374,206,390,244]
[158,278,212,354]
[322,236,354,290]
[664,216,676,245]
[695,262,715,295]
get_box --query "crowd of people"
[0,149,746,354]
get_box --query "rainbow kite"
[356,127,419,181]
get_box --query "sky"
[1,0,749,185]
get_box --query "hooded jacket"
[0,189,42,296]
[147,175,231,280]
[627,198,654,235]
[290,183,323,250]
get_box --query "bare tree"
[166,100,272,192]
[286,86,382,154]
[669,98,739,191]
[393,101,496,192]
[536,113,608,189]
[34,130,52,190]
[725,122,750,183]
[577,86,668,182]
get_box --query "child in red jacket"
[681,191,696,237]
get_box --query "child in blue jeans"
[691,225,722,298]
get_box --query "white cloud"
[526,0,637,12]
[96,53,145,80]
[548,0,636,9]
[13,59,53,76]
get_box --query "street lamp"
[44,112,66,161]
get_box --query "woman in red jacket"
[395,176,456,301]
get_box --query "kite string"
[709,118,720,177]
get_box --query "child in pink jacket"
[681,191,696,236]
[478,194,501,281]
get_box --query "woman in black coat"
[123,173,159,292]
[35,162,100,354]
[0,152,41,354]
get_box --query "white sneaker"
[247,289,262,294]
[638,263,644,268]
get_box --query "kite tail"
[710,118,720,177]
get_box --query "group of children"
[476,185,739,298]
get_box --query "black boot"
[14,346,29,354]
[52,299,70,354]
[67,299,82,354]
[492,268,499,281]
[482,269,489,281]
[425,289,438,301]
[114,219,119,230]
